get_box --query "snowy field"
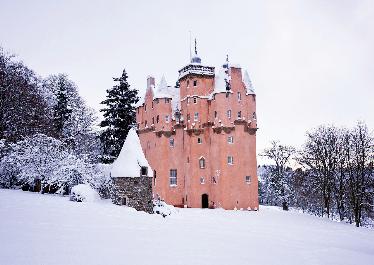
[1,189,374,265]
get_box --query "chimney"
[147,76,155,89]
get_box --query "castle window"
[187,156,189,163]
[226,92,229,98]
[245,176,251,184]
[193,97,197,104]
[237,111,241,119]
[197,137,202,144]
[227,110,231,119]
[137,123,140,129]
[152,102,154,109]
[252,112,257,120]
[199,157,205,169]
[169,138,174,147]
[187,114,190,121]
[152,117,154,125]
[165,98,170,103]
[144,104,147,111]
[194,112,199,121]
[238,92,241,101]
[228,156,234,165]
[200,176,205,184]
[165,115,170,123]
[193,80,197,87]
[170,169,177,186]
[187,97,190,104]
[187,80,190,88]
[145,120,148,127]
[156,115,159,123]
[141,166,148,177]
[228,136,234,144]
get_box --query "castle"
[136,46,259,210]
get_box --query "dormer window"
[193,80,197,87]
[141,166,148,177]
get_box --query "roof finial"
[226,54,229,63]
[195,38,197,55]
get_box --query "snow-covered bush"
[69,184,100,202]
[153,199,177,217]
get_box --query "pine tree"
[53,75,72,139]
[99,69,139,163]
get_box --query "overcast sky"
[1,0,373,160]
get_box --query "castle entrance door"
[202,194,209,208]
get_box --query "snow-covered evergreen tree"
[52,74,72,138]
[99,69,139,163]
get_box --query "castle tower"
[136,45,259,210]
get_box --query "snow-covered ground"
[1,189,373,265]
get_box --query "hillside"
[0,189,373,265]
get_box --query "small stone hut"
[110,128,153,213]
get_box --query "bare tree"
[261,140,295,210]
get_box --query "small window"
[151,102,154,109]
[154,170,157,186]
[187,80,190,87]
[187,97,190,104]
[199,157,205,169]
[228,136,234,144]
[156,115,159,123]
[193,97,197,104]
[165,115,169,123]
[197,137,202,144]
[145,120,148,127]
[227,110,231,119]
[238,92,241,101]
[252,112,257,120]
[144,104,147,111]
[193,80,197,87]
[237,111,241,119]
[245,176,251,184]
[152,117,154,124]
[137,123,140,129]
[214,111,217,118]
[170,169,177,186]
[226,92,229,98]
[194,112,199,121]
[141,166,148,176]
[200,177,205,184]
[169,138,174,147]
[187,114,190,121]
[228,156,234,165]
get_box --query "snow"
[70,184,100,202]
[110,128,153,178]
[1,189,374,265]
[243,70,255,94]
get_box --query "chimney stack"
[147,76,155,89]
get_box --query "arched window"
[199,157,205,169]
[156,115,159,123]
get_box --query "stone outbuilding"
[110,128,153,213]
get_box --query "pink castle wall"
[136,66,259,210]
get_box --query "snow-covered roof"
[154,76,172,99]
[211,65,232,96]
[110,128,153,178]
[243,70,255,95]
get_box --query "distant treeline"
[259,123,374,227]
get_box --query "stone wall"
[111,176,153,213]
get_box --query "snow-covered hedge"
[153,199,177,217]
[70,184,100,202]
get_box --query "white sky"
[1,0,373,161]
